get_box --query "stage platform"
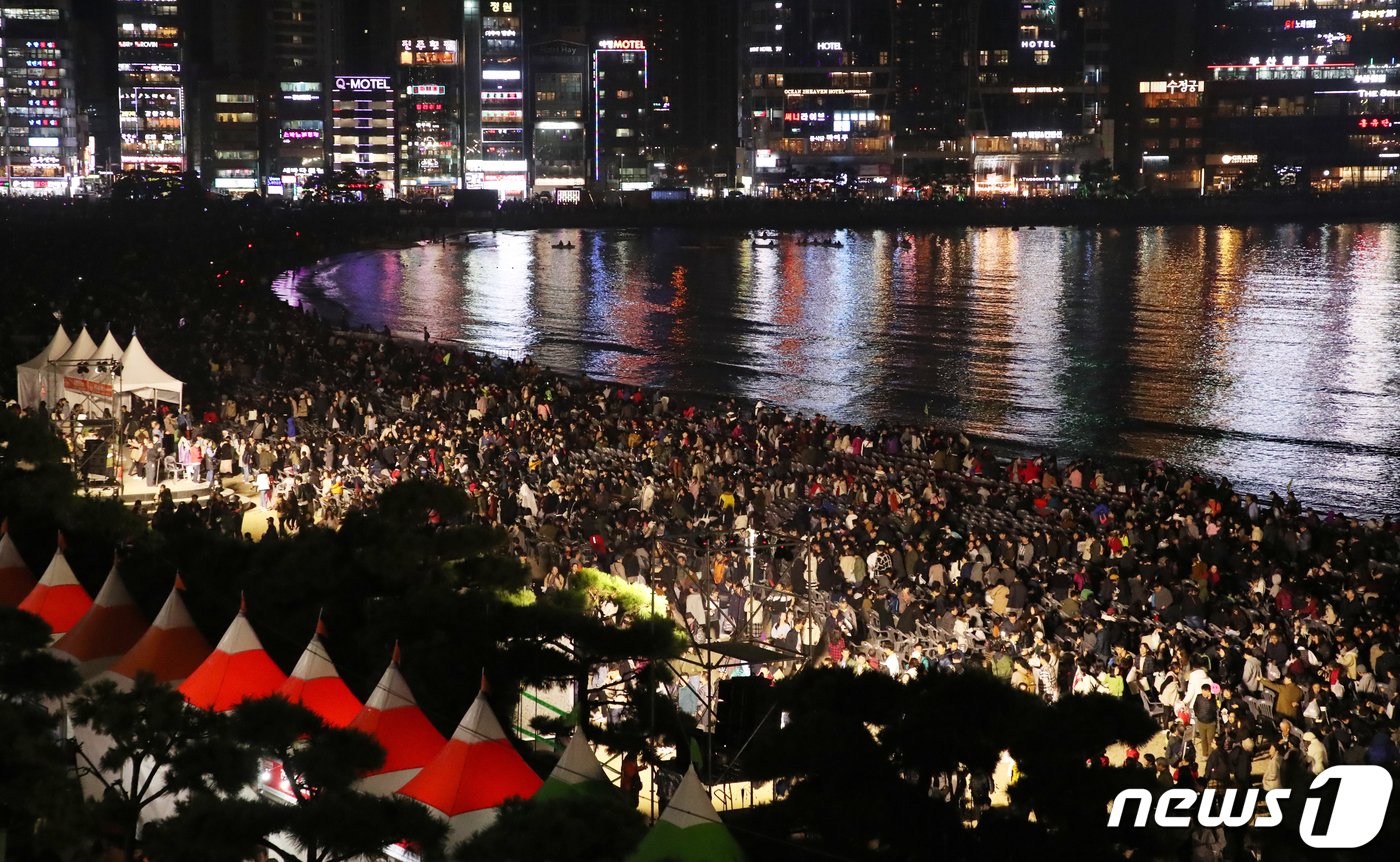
[80,474,252,503]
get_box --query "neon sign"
[598,39,645,50]
[334,76,391,91]
[1357,117,1397,129]
[1140,79,1205,94]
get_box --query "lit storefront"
[269,81,324,199]
[1205,60,1400,191]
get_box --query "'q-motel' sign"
[334,76,392,92]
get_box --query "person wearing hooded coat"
[1303,730,1329,775]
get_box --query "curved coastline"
[484,191,1400,231]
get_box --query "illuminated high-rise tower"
[1,0,82,194]
[463,0,527,199]
[116,0,185,173]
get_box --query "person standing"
[256,468,272,509]
[1193,684,1219,764]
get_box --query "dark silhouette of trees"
[144,697,445,862]
[730,666,1161,860]
[0,608,83,860]
[455,794,647,862]
[70,674,248,861]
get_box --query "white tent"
[55,326,98,367]
[52,327,101,410]
[90,329,125,363]
[118,331,184,407]
[15,324,71,409]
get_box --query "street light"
[900,152,908,197]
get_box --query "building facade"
[1199,0,1400,190]
[465,0,528,199]
[529,39,588,196]
[397,37,462,198]
[264,0,342,198]
[1,0,81,194]
[200,82,263,193]
[963,0,1112,195]
[739,0,896,196]
[592,37,649,188]
[1134,75,1206,192]
[328,73,395,191]
[116,0,186,173]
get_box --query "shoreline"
[486,191,1400,231]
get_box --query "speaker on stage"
[83,438,112,479]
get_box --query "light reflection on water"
[272,224,1400,515]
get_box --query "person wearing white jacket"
[1303,731,1328,775]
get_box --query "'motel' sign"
[335,76,392,92]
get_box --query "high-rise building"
[1196,0,1400,191]
[397,36,462,198]
[201,82,263,193]
[525,0,735,189]
[116,0,186,173]
[956,0,1113,195]
[1,0,82,194]
[892,0,970,147]
[649,0,738,167]
[528,39,588,196]
[265,0,342,198]
[738,0,896,196]
[464,0,528,199]
[328,72,395,191]
[592,37,650,188]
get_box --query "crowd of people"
[17,258,1400,811]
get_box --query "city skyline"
[4,0,1399,198]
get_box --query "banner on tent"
[64,376,114,398]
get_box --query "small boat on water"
[752,240,777,248]
[551,241,575,249]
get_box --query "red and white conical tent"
[178,594,288,712]
[350,644,447,796]
[277,616,363,728]
[0,519,36,606]
[397,674,543,847]
[51,562,149,679]
[104,575,211,688]
[18,535,92,642]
